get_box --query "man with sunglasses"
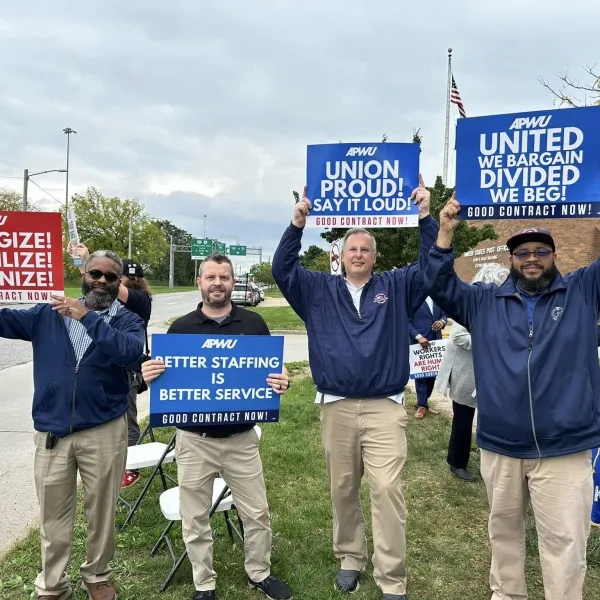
[425,197,599,600]
[0,249,145,600]
[72,243,152,488]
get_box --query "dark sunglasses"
[512,249,552,260]
[86,269,119,283]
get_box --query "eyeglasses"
[512,249,552,260]
[86,269,119,283]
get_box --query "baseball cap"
[506,228,555,254]
[122,259,144,278]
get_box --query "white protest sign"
[67,208,82,267]
[409,339,447,379]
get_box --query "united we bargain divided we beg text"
[478,115,583,204]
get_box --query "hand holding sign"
[142,358,166,383]
[410,174,431,219]
[293,186,313,228]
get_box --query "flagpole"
[443,47,453,185]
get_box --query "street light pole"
[63,127,77,211]
[202,214,207,238]
[22,168,67,211]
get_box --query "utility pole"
[169,235,174,289]
[22,168,67,211]
[22,169,28,211]
[63,127,77,211]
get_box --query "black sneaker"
[190,591,216,600]
[249,575,292,599]
[335,569,360,593]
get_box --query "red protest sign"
[0,211,65,303]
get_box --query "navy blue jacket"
[0,303,145,437]
[424,244,600,459]
[272,215,439,398]
[408,300,447,342]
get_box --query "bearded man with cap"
[424,195,600,600]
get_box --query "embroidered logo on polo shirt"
[551,306,563,321]
[373,293,388,305]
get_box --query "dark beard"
[203,288,231,308]
[81,279,120,310]
[510,263,558,294]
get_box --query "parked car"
[232,283,258,306]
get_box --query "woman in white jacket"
[436,263,509,482]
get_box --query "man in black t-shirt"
[72,244,152,488]
[142,253,291,600]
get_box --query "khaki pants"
[176,428,272,591]
[480,449,593,600]
[321,398,408,596]
[33,415,128,596]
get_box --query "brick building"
[455,218,600,281]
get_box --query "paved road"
[0,291,306,557]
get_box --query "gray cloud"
[1,0,599,265]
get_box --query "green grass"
[63,284,198,299]
[2,382,599,600]
[264,287,284,298]
[247,306,305,331]
[167,306,306,331]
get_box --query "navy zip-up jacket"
[424,244,600,459]
[272,215,439,398]
[0,303,145,437]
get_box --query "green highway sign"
[191,238,214,259]
[229,245,247,257]
[215,242,227,254]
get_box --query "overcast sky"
[0,0,598,268]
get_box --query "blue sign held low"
[149,334,285,428]
[306,142,420,229]
[456,106,600,221]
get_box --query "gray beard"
[82,281,119,310]
[510,264,558,294]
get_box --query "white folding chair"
[119,425,177,528]
[151,425,262,592]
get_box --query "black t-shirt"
[168,302,271,437]
[122,288,152,327]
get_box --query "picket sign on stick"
[0,211,65,303]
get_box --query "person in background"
[408,297,446,418]
[71,243,152,488]
[435,263,509,482]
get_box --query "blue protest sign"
[306,142,420,228]
[149,333,285,428]
[456,106,600,220]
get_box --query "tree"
[153,220,197,285]
[0,188,40,211]
[309,252,331,272]
[300,245,327,268]
[539,65,600,107]
[250,262,275,285]
[64,187,169,279]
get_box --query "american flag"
[451,75,466,118]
